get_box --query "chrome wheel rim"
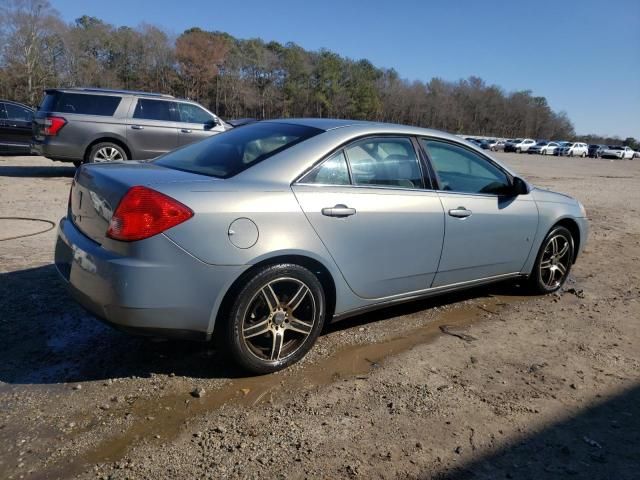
[539,235,571,289]
[242,277,317,362]
[94,146,123,162]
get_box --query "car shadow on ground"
[0,264,530,385]
[0,164,75,178]
[439,384,640,479]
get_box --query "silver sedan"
[55,119,588,373]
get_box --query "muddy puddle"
[32,292,529,479]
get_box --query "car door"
[176,102,225,147]
[292,136,445,299]
[126,98,179,159]
[1,102,33,150]
[420,138,538,287]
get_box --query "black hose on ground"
[0,217,56,241]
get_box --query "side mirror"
[512,176,529,195]
[204,118,218,130]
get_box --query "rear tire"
[528,226,574,294]
[88,142,128,163]
[225,263,326,374]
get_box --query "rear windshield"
[154,122,322,178]
[39,92,121,116]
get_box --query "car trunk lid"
[70,161,215,245]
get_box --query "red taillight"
[107,186,193,242]
[43,116,67,136]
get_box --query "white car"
[556,142,588,157]
[528,141,561,155]
[600,145,635,159]
[509,138,537,153]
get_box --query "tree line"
[0,0,636,146]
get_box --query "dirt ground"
[0,152,638,480]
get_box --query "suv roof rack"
[53,87,175,99]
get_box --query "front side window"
[154,122,322,178]
[344,137,423,189]
[133,99,176,122]
[177,103,214,124]
[4,103,32,121]
[299,150,350,185]
[421,139,511,195]
[0,103,7,119]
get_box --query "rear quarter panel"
[155,181,368,315]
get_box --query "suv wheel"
[88,142,128,163]
[225,263,326,374]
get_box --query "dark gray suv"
[32,88,229,166]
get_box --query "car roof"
[45,87,175,99]
[261,118,464,141]
[0,99,34,110]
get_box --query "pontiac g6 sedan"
[55,119,588,373]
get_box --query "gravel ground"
[0,153,638,479]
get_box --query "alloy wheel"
[93,146,124,162]
[241,277,317,362]
[539,234,571,289]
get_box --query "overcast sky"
[53,0,640,138]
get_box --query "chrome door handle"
[131,125,144,130]
[322,204,356,218]
[448,207,472,218]
[181,128,192,133]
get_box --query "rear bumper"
[31,138,83,162]
[55,217,247,339]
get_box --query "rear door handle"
[181,128,192,133]
[322,204,356,218]
[448,207,472,218]
[131,125,144,130]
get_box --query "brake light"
[43,116,66,136]
[107,186,193,241]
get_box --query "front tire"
[88,142,128,163]
[225,264,326,374]
[528,226,574,294]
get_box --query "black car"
[0,100,34,154]
[588,144,606,158]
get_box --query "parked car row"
[476,137,636,159]
[2,91,637,164]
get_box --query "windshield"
[536,142,548,146]
[154,122,322,178]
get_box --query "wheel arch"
[211,253,337,343]
[553,218,581,263]
[84,136,132,162]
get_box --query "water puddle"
[32,292,528,479]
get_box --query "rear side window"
[299,150,350,185]
[133,99,176,121]
[344,137,423,189]
[154,122,322,178]
[0,103,7,119]
[39,92,121,116]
